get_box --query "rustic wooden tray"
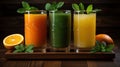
[5,48,115,60]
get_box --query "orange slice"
[3,34,24,50]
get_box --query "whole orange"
[96,34,114,44]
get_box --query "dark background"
[0,0,120,48]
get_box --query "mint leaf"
[19,44,25,51]
[14,45,20,50]
[22,1,30,10]
[56,2,64,9]
[13,50,22,53]
[91,41,101,53]
[72,4,80,11]
[30,6,39,10]
[26,45,34,50]
[51,2,57,10]
[25,50,33,53]
[106,45,114,52]
[92,9,102,12]
[91,41,114,53]
[25,45,34,53]
[45,3,51,10]
[86,4,93,14]
[79,3,84,10]
[13,44,34,53]
[17,8,26,14]
[45,2,64,11]
[17,1,38,14]
[100,43,106,52]
[79,3,84,13]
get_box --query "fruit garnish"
[72,3,101,14]
[3,34,24,50]
[17,1,38,14]
[91,34,114,53]
[91,41,114,53]
[13,44,34,53]
[45,2,64,11]
[96,34,114,44]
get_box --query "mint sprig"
[86,4,93,14]
[91,41,114,53]
[72,3,79,11]
[45,2,64,11]
[13,44,34,53]
[72,3,101,14]
[17,1,38,14]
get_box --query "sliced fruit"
[96,34,114,44]
[3,34,24,50]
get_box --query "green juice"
[49,10,71,48]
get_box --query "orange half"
[3,34,24,49]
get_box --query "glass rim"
[49,10,71,12]
[74,10,96,13]
[25,10,46,12]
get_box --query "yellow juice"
[74,13,96,48]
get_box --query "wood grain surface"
[0,48,120,67]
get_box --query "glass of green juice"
[49,10,71,51]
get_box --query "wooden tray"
[5,48,115,60]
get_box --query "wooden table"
[0,48,120,67]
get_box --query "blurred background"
[0,0,120,48]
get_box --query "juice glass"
[49,10,71,50]
[24,10,47,48]
[73,11,96,49]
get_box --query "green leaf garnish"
[17,8,26,14]
[13,50,22,53]
[79,3,84,10]
[72,3,101,14]
[72,3,80,11]
[30,6,39,10]
[86,4,93,14]
[13,44,34,53]
[91,41,114,53]
[92,9,102,12]
[56,2,64,9]
[45,3,51,11]
[45,2,64,11]
[106,45,114,52]
[17,1,38,14]
[22,1,30,10]
[79,3,85,13]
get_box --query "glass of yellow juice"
[73,11,96,50]
[24,10,47,50]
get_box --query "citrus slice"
[3,34,24,49]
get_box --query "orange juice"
[24,10,47,48]
[74,12,96,48]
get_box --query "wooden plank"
[62,60,87,67]
[2,60,44,67]
[87,61,117,67]
[5,49,115,60]
[44,61,61,67]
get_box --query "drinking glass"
[24,10,47,51]
[73,11,96,52]
[49,10,71,51]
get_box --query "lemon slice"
[3,34,24,49]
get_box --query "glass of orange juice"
[24,10,47,50]
[73,11,96,50]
